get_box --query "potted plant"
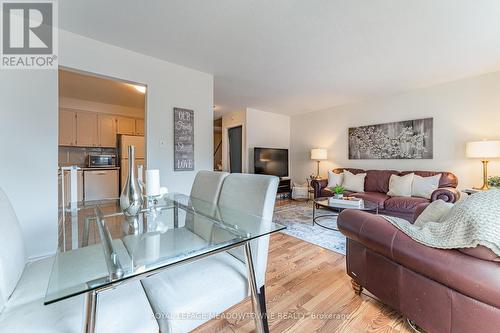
[488,176,500,188]
[330,185,345,199]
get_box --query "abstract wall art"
[348,118,433,159]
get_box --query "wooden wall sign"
[173,108,194,171]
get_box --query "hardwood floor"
[192,233,413,333]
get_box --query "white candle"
[146,169,161,196]
[145,232,161,260]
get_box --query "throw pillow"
[414,199,454,227]
[327,171,344,188]
[387,173,414,197]
[343,170,366,192]
[412,174,441,199]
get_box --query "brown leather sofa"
[338,207,500,333]
[311,168,460,221]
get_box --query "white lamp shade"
[310,148,327,160]
[466,140,500,159]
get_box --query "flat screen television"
[254,147,289,178]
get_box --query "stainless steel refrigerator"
[119,135,145,192]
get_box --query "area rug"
[273,200,346,255]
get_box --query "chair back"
[190,170,229,204]
[0,188,27,309]
[217,173,279,288]
[188,171,229,240]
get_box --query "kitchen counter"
[80,167,120,171]
[59,166,120,171]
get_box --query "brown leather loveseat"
[311,168,460,221]
[338,207,500,333]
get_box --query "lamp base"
[473,160,490,191]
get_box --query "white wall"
[0,30,213,258]
[246,108,290,173]
[0,70,58,259]
[290,71,500,189]
[221,108,291,173]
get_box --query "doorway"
[58,68,147,206]
[228,126,243,173]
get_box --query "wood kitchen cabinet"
[98,114,117,147]
[135,118,145,135]
[116,117,136,135]
[76,112,99,147]
[59,109,76,146]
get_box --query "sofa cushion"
[365,170,399,193]
[412,174,441,199]
[327,170,344,188]
[387,173,414,197]
[350,192,390,209]
[401,171,457,188]
[343,170,366,192]
[384,196,430,213]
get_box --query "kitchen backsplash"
[59,146,117,167]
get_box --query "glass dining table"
[46,193,285,333]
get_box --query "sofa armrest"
[338,209,500,308]
[310,178,328,198]
[338,209,398,258]
[431,187,460,203]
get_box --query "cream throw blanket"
[382,189,500,256]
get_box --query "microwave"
[87,154,116,168]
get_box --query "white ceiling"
[59,69,146,108]
[59,0,500,116]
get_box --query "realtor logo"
[1,1,57,69]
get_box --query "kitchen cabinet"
[98,114,117,147]
[59,109,144,147]
[59,110,76,146]
[76,112,99,147]
[117,117,136,135]
[135,118,145,135]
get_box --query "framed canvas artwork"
[348,118,433,159]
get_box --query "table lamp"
[310,148,327,179]
[466,140,500,190]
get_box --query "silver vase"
[120,145,144,216]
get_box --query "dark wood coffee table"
[313,197,379,231]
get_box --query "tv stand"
[277,178,291,199]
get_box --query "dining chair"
[0,187,159,332]
[141,173,279,333]
[185,170,229,239]
[190,170,229,204]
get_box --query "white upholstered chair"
[185,170,229,240]
[189,170,229,204]
[0,188,159,333]
[141,172,279,333]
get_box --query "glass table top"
[45,193,285,305]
